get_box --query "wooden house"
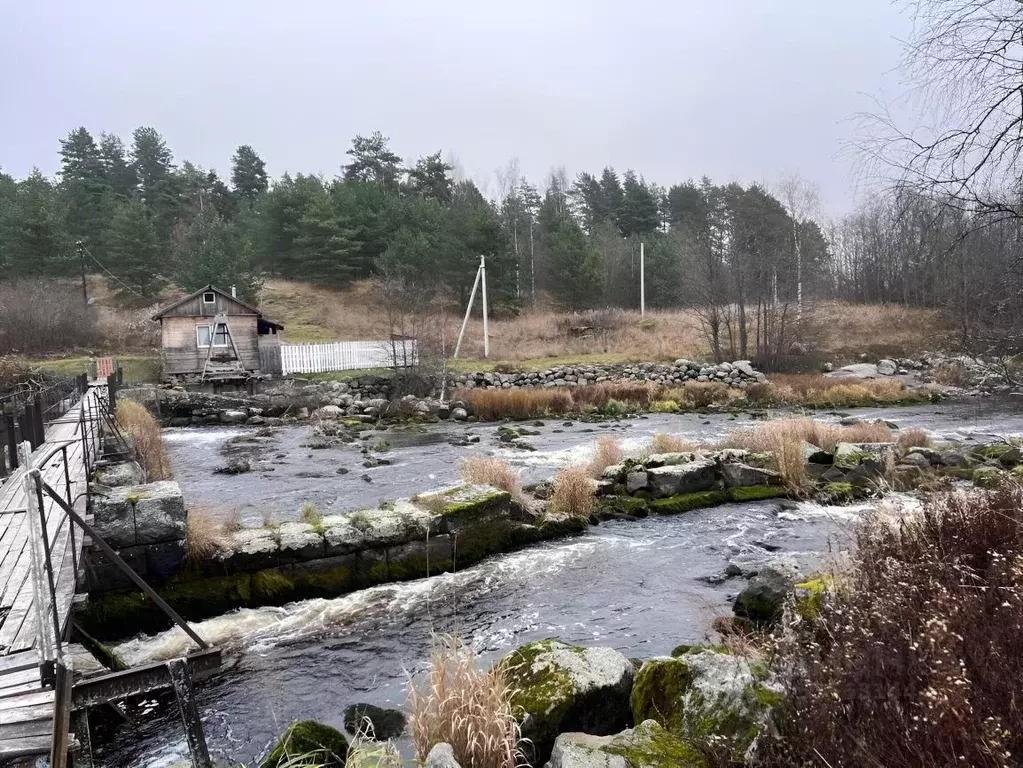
[152,285,284,380]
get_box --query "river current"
[93,396,1023,766]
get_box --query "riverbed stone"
[631,649,779,762]
[643,453,695,469]
[626,471,649,494]
[425,743,462,768]
[833,442,897,473]
[720,463,782,488]
[547,720,706,768]
[646,459,716,498]
[313,405,345,420]
[877,359,898,375]
[733,558,803,626]
[500,639,635,762]
[343,703,407,740]
[220,409,249,424]
[261,719,348,768]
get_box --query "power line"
[80,245,147,299]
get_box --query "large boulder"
[500,640,635,762]
[343,703,406,740]
[833,442,897,473]
[630,650,780,762]
[425,742,462,768]
[95,460,146,488]
[546,720,706,768]
[876,359,898,375]
[646,459,717,498]
[94,481,186,548]
[733,559,802,626]
[719,463,781,488]
[261,719,348,768]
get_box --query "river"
[94,396,1022,766]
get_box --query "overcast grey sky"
[0,0,911,213]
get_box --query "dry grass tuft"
[725,418,892,455]
[184,508,223,563]
[549,467,597,518]
[115,399,171,480]
[896,427,931,449]
[649,433,699,455]
[407,635,522,768]
[299,503,324,528]
[762,485,1023,767]
[458,388,575,421]
[459,457,527,506]
[746,374,922,408]
[587,436,622,478]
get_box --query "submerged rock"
[343,702,407,740]
[500,639,635,761]
[260,719,348,768]
[546,719,706,768]
[214,457,251,475]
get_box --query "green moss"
[938,467,976,480]
[973,467,1005,488]
[260,719,349,768]
[501,640,578,745]
[599,495,650,517]
[973,444,1014,460]
[794,577,832,620]
[749,683,784,710]
[604,721,708,768]
[630,658,693,732]
[650,400,681,413]
[821,482,855,500]
[294,562,358,597]
[728,485,787,502]
[1012,465,1023,479]
[454,518,519,567]
[648,491,730,516]
[252,569,295,601]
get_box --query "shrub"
[896,427,931,449]
[762,485,1023,767]
[407,635,522,768]
[587,436,622,478]
[649,433,698,455]
[184,508,223,563]
[300,503,324,529]
[458,457,527,506]
[115,399,171,480]
[0,279,102,355]
[549,466,597,517]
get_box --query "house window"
[202,291,216,304]
[196,324,229,348]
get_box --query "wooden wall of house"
[159,291,258,320]
[161,315,261,376]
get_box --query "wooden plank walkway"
[0,386,103,761]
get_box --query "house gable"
[152,285,261,321]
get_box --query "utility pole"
[480,255,490,359]
[640,242,646,316]
[77,241,88,305]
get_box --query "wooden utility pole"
[77,241,88,305]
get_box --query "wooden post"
[70,708,93,768]
[34,393,45,438]
[167,658,213,768]
[6,413,18,469]
[50,660,73,768]
[21,404,37,450]
[107,377,118,414]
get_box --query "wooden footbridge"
[0,377,220,767]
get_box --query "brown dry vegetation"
[725,418,893,454]
[258,280,944,365]
[407,635,522,768]
[184,508,224,563]
[549,467,598,518]
[458,457,527,506]
[649,433,698,455]
[746,374,931,408]
[115,399,171,480]
[763,485,1023,767]
[587,436,622,478]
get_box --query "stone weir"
[126,359,766,427]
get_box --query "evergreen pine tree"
[231,145,269,202]
[105,198,164,298]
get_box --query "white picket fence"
[279,340,417,374]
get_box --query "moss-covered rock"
[631,658,694,732]
[733,560,801,627]
[727,485,787,503]
[973,467,1006,488]
[629,650,780,763]
[647,491,730,516]
[793,576,833,620]
[548,719,707,767]
[261,719,348,768]
[500,639,635,763]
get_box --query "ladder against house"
[201,314,245,382]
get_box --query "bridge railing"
[0,375,88,481]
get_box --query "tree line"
[0,127,828,318]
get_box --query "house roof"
[152,285,284,330]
